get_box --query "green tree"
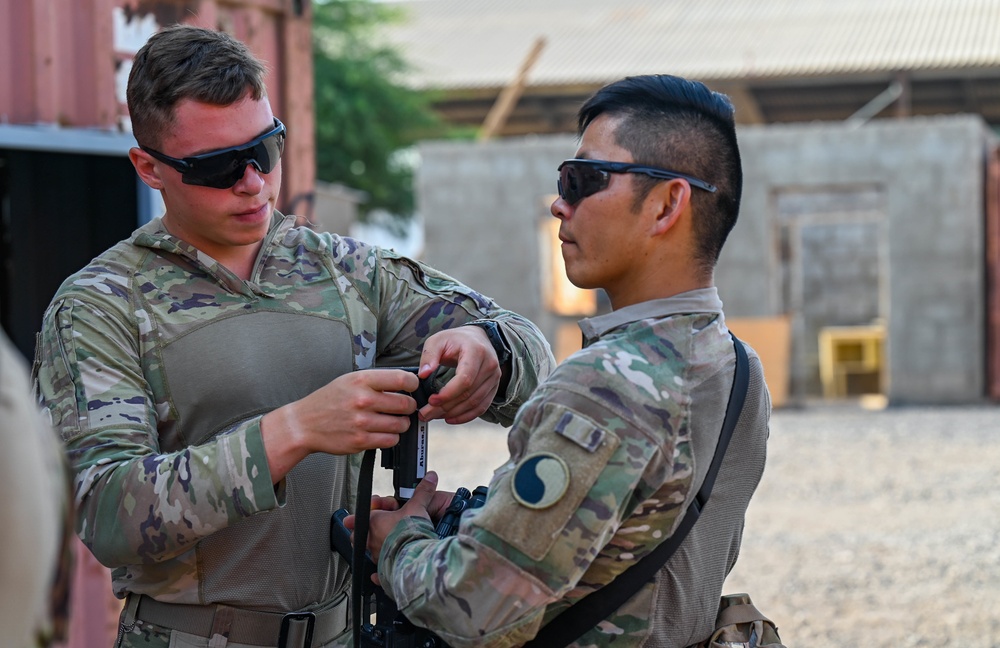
[313,0,443,218]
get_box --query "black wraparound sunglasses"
[557,158,716,206]
[141,118,286,189]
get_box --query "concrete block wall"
[728,115,991,403]
[417,115,995,404]
[418,135,579,346]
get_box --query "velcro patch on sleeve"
[552,409,607,452]
[473,403,620,561]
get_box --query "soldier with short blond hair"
[33,24,553,648]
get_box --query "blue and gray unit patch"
[511,453,570,509]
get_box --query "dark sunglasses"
[557,158,716,206]
[141,118,286,189]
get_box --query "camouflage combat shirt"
[379,288,771,647]
[33,212,554,614]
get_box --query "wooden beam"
[478,36,546,141]
[893,71,911,118]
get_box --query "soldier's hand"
[362,471,440,563]
[417,327,502,424]
[260,369,419,482]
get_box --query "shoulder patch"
[511,453,570,510]
[472,403,621,561]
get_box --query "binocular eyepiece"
[434,486,488,538]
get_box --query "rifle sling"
[351,449,377,648]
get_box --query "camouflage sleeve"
[370,247,554,425]
[34,296,278,568]
[377,387,678,648]
[378,515,549,648]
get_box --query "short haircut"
[127,25,268,148]
[578,75,743,271]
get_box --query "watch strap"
[463,319,512,366]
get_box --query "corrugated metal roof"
[380,0,1000,90]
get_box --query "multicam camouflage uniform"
[379,288,771,648]
[33,212,554,648]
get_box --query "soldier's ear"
[649,179,690,236]
[129,148,164,190]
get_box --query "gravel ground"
[405,404,1000,648]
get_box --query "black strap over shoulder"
[523,335,750,648]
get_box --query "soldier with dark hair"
[33,24,553,648]
[362,74,771,648]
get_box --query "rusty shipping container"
[0,0,314,206]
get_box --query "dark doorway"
[0,149,138,362]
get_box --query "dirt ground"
[409,404,1000,648]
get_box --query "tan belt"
[125,592,349,648]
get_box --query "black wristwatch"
[464,320,512,367]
